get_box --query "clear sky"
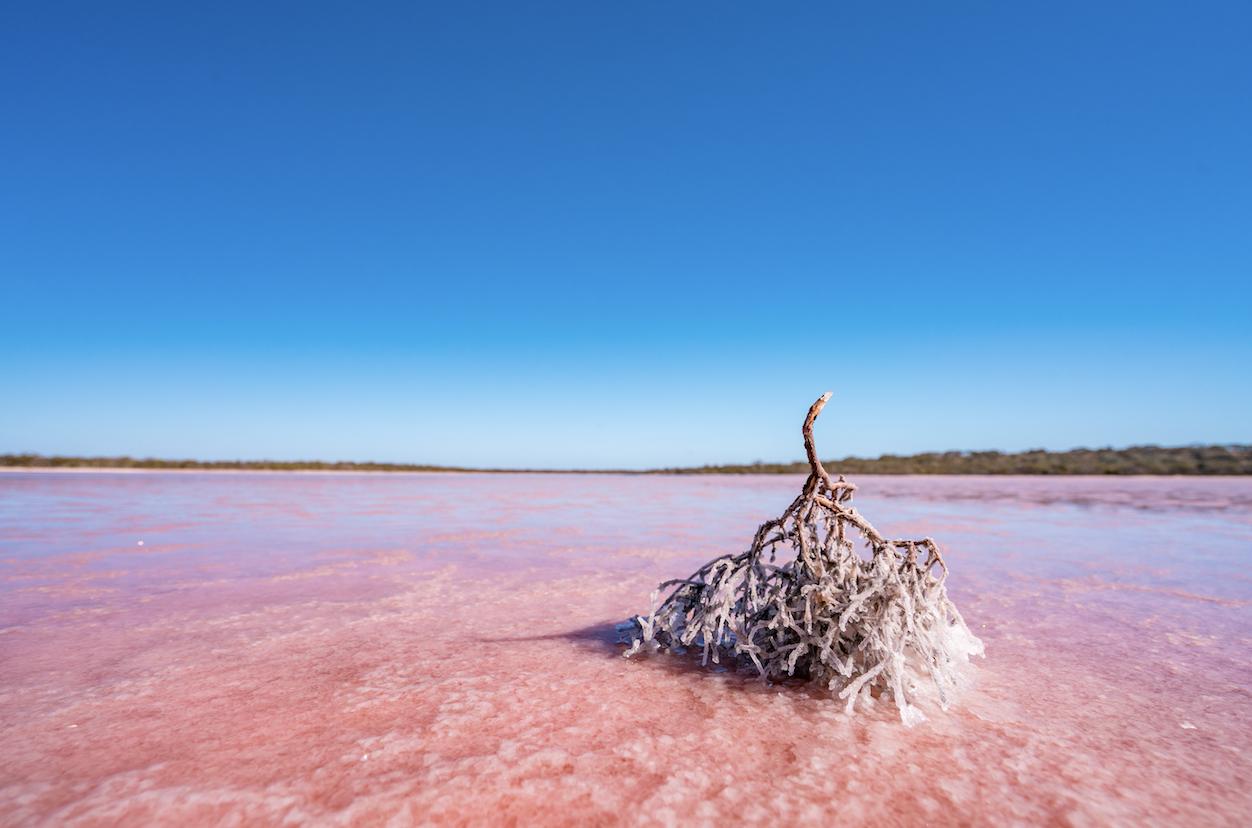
[3,2,1249,469]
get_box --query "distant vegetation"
[3,445,1251,475]
[657,445,1252,476]
[0,455,475,473]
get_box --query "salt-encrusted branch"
[618,393,985,726]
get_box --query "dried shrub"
[619,393,985,725]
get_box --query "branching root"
[618,393,985,725]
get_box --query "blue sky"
[3,1,1249,469]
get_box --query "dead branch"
[619,393,985,725]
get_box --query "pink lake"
[2,471,1251,826]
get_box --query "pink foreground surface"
[2,472,1250,826]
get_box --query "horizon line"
[4,444,1250,476]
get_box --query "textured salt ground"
[1,473,1251,827]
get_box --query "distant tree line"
[0,455,471,473]
[655,445,1252,476]
[2,444,1249,475]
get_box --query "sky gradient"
[3,1,1250,468]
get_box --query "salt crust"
[5,455,1252,825]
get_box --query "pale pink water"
[2,472,1250,827]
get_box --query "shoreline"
[6,444,1249,476]
[0,466,538,477]
[4,466,1252,480]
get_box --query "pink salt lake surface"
[2,472,1251,827]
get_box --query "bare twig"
[619,394,985,725]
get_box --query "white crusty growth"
[619,393,985,725]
